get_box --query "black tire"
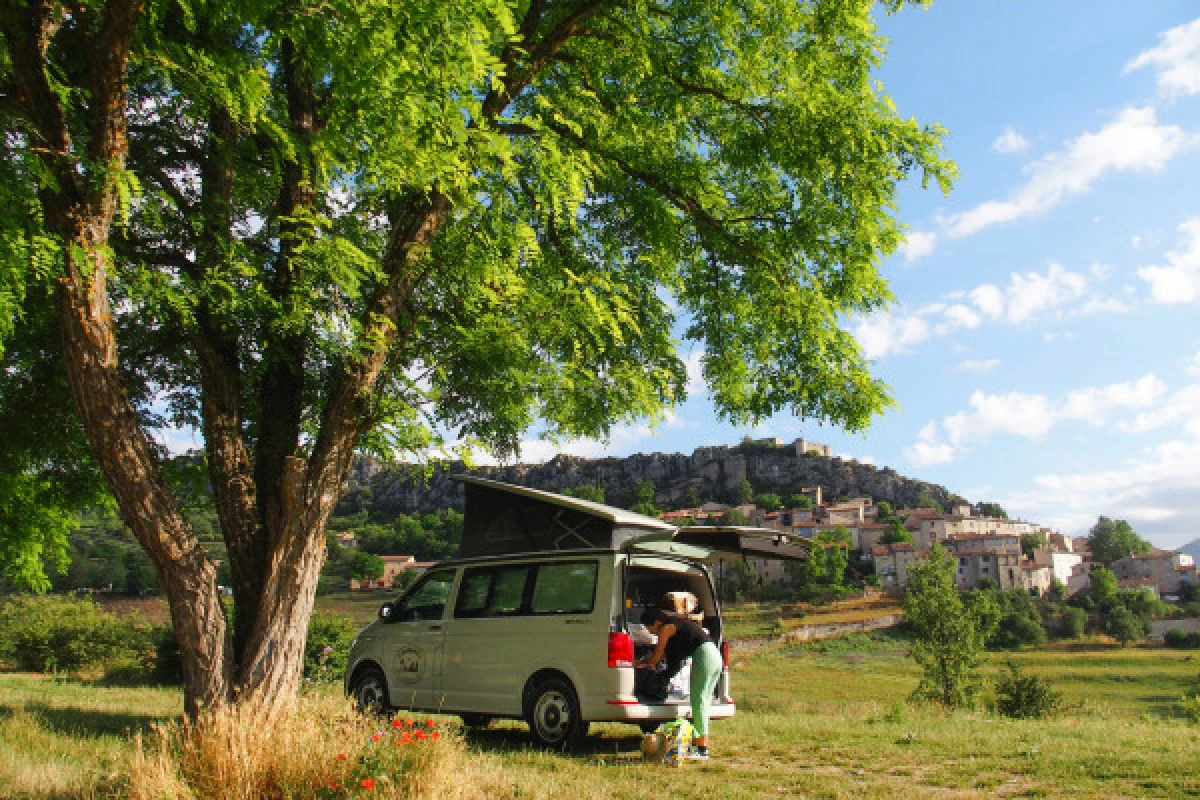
[350,665,390,716]
[524,677,588,747]
[637,721,660,734]
[460,713,493,729]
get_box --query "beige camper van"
[344,477,808,746]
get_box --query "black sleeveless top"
[663,616,713,676]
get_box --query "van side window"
[397,569,455,622]
[454,565,532,618]
[531,561,597,614]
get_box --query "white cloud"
[1118,384,1200,434]
[683,350,708,399]
[905,422,956,467]
[1007,431,1200,549]
[1076,297,1132,315]
[1125,18,1200,97]
[907,373,1171,465]
[944,108,1196,238]
[855,313,931,359]
[1138,216,1200,304]
[955,359,1000,373]
[992,126,1029,153]
[1188,351,1200,377]
[900,230,937,262]
[854,263,1093,358]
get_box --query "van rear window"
[530,562,597,615]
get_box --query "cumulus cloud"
[1007,433,1200,549]
[682,349,708,399]
[1188,351,1200,377]
[992,126,1029,153]
[907,373,1170,465]
[854,263,1096,359]
[943,108,1196,238]
[955,359,1001,373]
[1138,216,1200,304]
[900,230,937,262]
[1125,18,1200,97]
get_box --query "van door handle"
[564,619,588,625]
[428,624,443,631]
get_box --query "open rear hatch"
[628,525,813,563]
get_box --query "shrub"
[0,595,155,674]
[1182,694,1200,725]
[1058,606,1088,639]
[991,612,1047,649]
[305,611,359,685]
[994,662,1061,719]
[1163,629,1200,649]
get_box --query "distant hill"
[339,439,967,517]
[1178,539,1200,559]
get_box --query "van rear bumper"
[587,698,736,722]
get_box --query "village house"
[1021,563,1054,594]
[350,555,433,590]
[334,531,359,549]
[1111,550,1197,599]
[872,543,928,593]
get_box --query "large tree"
[1,0,952,714]
[1087,517,1152,566]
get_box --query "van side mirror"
[379,602,397,622]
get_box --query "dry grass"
[111,694,516,800]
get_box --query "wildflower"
[361,778,375,790]
[426,718,434,727]
[337,753,347,761]
[323,645,334,654]
[401,733,411,744]
[432,731,440,740]
[372,733,381,743]
[406,719,415,728]
[391,718,402,728]
[416,731,426,740]
[329,781,338,790]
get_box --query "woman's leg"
[689,641,722,747]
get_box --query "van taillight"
[608,632,633,668]
[721,640,730,669]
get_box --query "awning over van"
[458,476,675,557]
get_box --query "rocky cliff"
[339,442,966,516]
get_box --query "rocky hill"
[339,440,966,516]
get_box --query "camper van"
[343,477,808,746]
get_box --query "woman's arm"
[635,624,675,668]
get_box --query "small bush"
[1058,606,1087,639]
[305,611,359,684]
[1163,629,1200,649]
[0,595,155,674]
[995,662,1061,719]
[1182,694,1200,724]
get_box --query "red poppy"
[329,782,338,790]
[337,753,347,761]
[426,718,434,727]
[432,731,440,740]
[372,733,381,743]
[361,778,375,790]
[391,718,402,728]
[416,731,426,740]
[401,733,411,744]
[407,719,416,728]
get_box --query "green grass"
[2,637,1198,799]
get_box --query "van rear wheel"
[525,677,587,747]
[351,666,389,716]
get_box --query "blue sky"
[492,3,1200,550]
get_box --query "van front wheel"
[526,677,587,747]
[351,666,389,716]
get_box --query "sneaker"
[688,747,710,760]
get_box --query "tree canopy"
[1088,517,1152,565]
[1,0,952,712]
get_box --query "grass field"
[2,630,1198,799]
[722,596,904,640]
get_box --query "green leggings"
[689,641,722,736]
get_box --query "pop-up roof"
[458,476,675,557]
